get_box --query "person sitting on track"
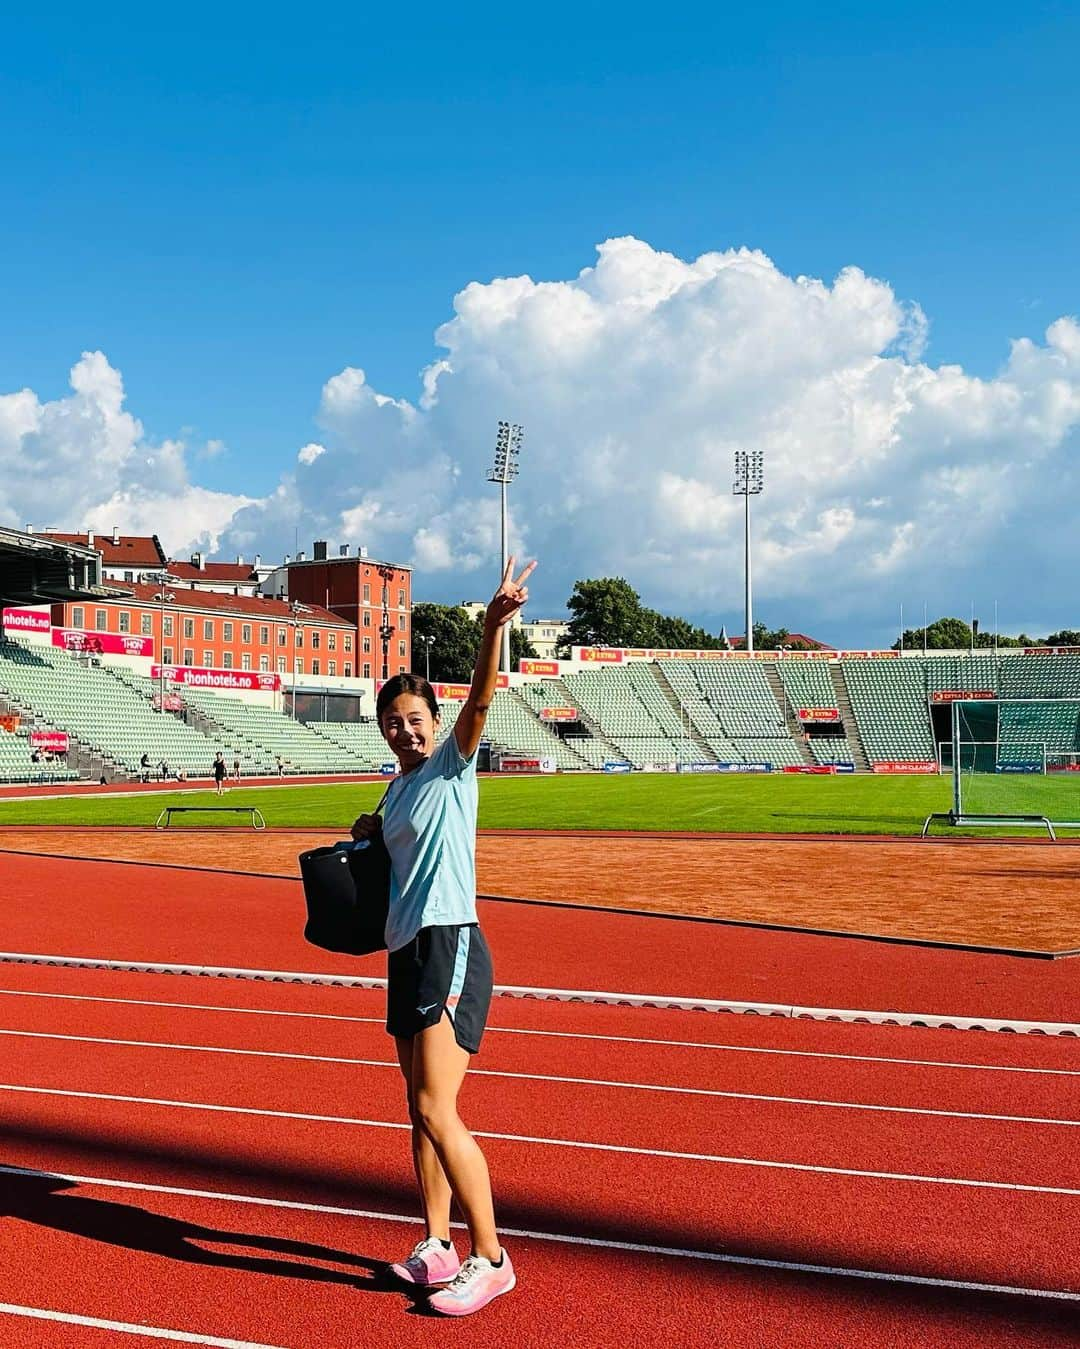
[351,556,535,1317]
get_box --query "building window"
[295,659,304,675]
[397,589,405,607]
[223,622,233,642]
[118,611,130,633]
[183,618,194,638]
[277,657,286,674]
[141,613,153,635]
[164,615,174,637]
[163,647,174,665]
[203,620,214,641]
[260,625,269,644]
[242,653,251,670]
[312,659,320,676]
[295,628,303,647]
[259,655,269,672]
[363,611,371,627]
[344,661,352,677]
[362,584,370,602]
[328,660,336,676]
[223,652,233,668]
[397,613,405,629]
[363,637,371,653]
[95,609,107,629]
[311,630,320,649]
[398,639,406,657]
[72,607,85,628]
[242,624,251,644]
[203,650,213,666]
[124,571,134,582]
[362,662,371,679]
[398,663,406,674]
[344,633,352,652]
[327,632,336,650]
[277,627,286,645]
[183,649,194,666]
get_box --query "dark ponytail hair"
[376,672,440,727]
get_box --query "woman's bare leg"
[395,1035,453,1240]
[410,1014,499,1261]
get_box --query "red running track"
[2,851,1079,1021]
[0,964,1076,1346]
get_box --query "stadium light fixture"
[487,421,524,674]
[376,563,396,681]
[288,600,313,718]
[418,632,436,682]
[732,451,764,654]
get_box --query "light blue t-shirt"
[381,732,479,952]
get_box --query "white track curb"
[0,952,1075,1037]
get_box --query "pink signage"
[3,607,51,633]
[152,664,281,693]
[53,628,154,658]
[30,730,69,752]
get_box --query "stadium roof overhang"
[0,525,132,605]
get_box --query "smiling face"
[379,693,441,770]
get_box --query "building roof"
[42,531,167,568]
[108,581,353,628]
[730,633,833,650]
[168,561,258,583]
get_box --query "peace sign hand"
[486,557,537,628]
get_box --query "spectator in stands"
[276,755,285,777]
[351,557,535,1316]
[30,748,41,764]
[213,752,227,795]
[140,752,151,783]
[159,759,169,781]
[232,753,241,782]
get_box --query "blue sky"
[2,3,1078,641]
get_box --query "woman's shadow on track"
[2,1168,426,1306]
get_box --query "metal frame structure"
[732,451,763,653]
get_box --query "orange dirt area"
[0,827,1077,954]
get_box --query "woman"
[212,752,226,796]
[351,557,535,1317]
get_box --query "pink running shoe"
[390,1236,461,1286]
[427,1249,516,1316]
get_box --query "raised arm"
[454,557,537,760]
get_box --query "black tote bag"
[300,787,393,956]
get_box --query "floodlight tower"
[733,450,764,654]
[487,420,524,674]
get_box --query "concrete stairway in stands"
[648,663,718,762]
[830,664,871,772]
[763,663,815,766]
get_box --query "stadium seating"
[841,659,936,763]
[0,726,80,783]
[562,667,702,767]
[0,640,221,778]
[658,660,802,766]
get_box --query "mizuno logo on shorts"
[417,1002,440,1015]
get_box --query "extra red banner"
[519,659,560,675]
[54,628,154,658]
[929,690,995,703]
[796,707,840,722]
[539,706,579,722]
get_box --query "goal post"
[948,697,1080,831]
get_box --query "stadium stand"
[0,725,80,783]
[658,660,803,766]
[562,666,702,767]
[840,659,937,763]
[0,639,220,779]
[481,690,588,769]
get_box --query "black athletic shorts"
[386,923,493,1054]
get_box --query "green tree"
[1045,630,1080,646]
[470,611,538,668]
[557,578,656,654]
[410,603,480,682]
[892,617,973,651]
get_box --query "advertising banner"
[2,607,51,634]
[1023,647,1080,655]
[30,730,69,752]
[433,682,470,702]
[572,646,897,664]
[151,665,281,692]
[496,755,556,773]
[708,762,773,773]
[602,760,633,773]
[796,708,840,722]
[0,714,19,733]
[151,692,185,712]
[996,763,1042,773]
[54,628,154,658]
[782,764,854,774]
[539,706,579,722]
[519,659,560,676]
[929,690,995,703]
[872,760,938,774]
[380,762,399,776]
[576,647,624,663]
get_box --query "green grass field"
[1,772,1075,836]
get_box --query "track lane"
[4,1170,1076,1349]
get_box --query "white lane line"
[1,1165,1077,1305]
[3,1028,1077,1126]
[0,1302,284,1347]
[0,986,1075,1077]
[1,1082,1078,1194]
